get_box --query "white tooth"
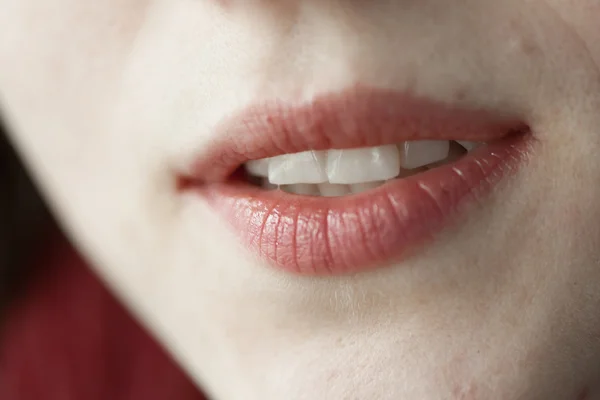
[261,179,277,190]
[327,145,400,184]
[456,141,479,151]
[350,181,384,194]
[318,183,351,197]
[245,158,270,177]
[401,141,450,169]
[281,184,319,195]
[268,151,328,185]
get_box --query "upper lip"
[186,86,528,183]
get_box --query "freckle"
[520,40,540,57]
[453,87,468,102]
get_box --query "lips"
[181,86,533,276]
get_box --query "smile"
[180,86,534,276]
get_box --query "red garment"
[0,234,207,400]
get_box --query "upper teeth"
[245,158,270,177]
[268,150,328,185]
[246,140,478,186]
[327,145,400,184]
[401,140,450,169]
[456,140,478,151]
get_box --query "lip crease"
[181,86,533,276]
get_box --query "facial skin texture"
[2,1,600,399]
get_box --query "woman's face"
[2,1,600,398]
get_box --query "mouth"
[180,87,533,276]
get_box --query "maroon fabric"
[0,235,207,400]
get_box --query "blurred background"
[0,122,51,316]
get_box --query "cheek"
[0,0,153,182]
[571,4,600,65]
[0,0,149,131]
[0,0,149,72]
[542,0,600,66]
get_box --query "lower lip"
[194,134,532,276]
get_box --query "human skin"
[1,1,600,399]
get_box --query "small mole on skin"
[453,87,468,102]
[519,40,541,57]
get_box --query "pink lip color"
[184,87,533,276]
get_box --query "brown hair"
[0,122,52,312]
